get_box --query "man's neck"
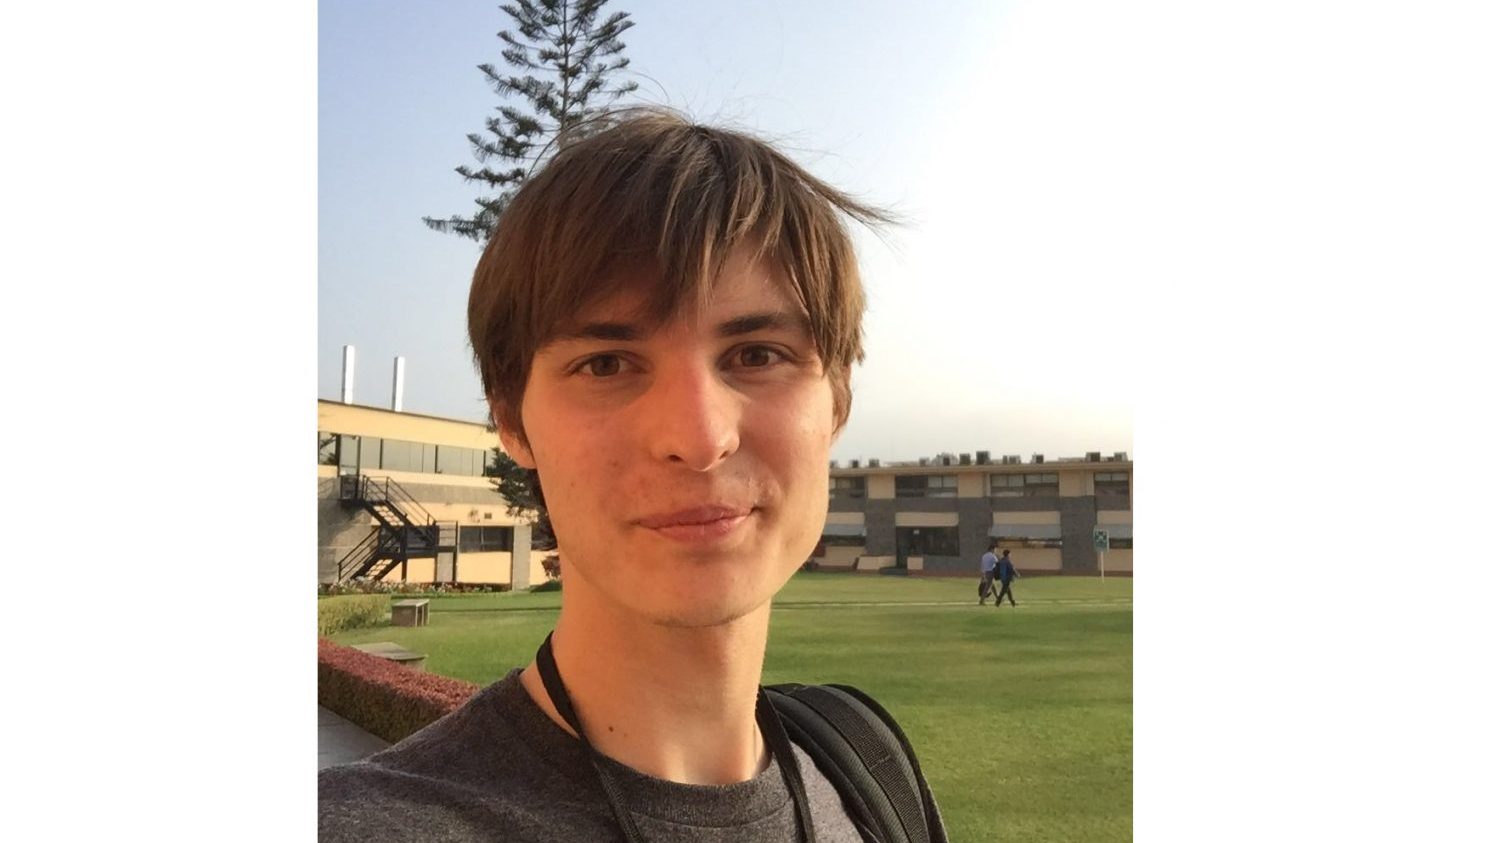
[519,591,773,786]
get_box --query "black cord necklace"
[534,633,818,843]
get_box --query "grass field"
[327,573,1132,842]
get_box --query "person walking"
[994,548,1020,607]
[978,540,999,605]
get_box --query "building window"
[323,433,449,474]
[437,445,486,477]
[820,532,866,547]
[1095,472,1130,498]
[988,474,1024,497]
[895,474,957,498]
[459,525,514,552]
[830,476,866,498]
[358,436,383,470]
[318,431,338,466]
[991,533,1063,549]
[1098,524,1132,549]
[375,439,439,474]
[337,434,360,472]
[1023,473,1058,497]
[482,448,502,478]
[897,526,960,557]
[531,527,553,550]
[379,439,418,472]
[990,522,1063,549]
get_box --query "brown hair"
[468,108,892,438]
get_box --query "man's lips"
[634,505,755,544]
[634,505,752,529]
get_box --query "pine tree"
[424,0,639,242]
[486,445,560,578]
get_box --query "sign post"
[1092,528,1110,580]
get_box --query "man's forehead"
[546,260,810,340]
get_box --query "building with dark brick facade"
[816,452,1132,576]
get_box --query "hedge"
[317,594,389,636]
[317,639,481,744]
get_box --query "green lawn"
[327,573,1132,842]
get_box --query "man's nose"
[642,361,741,471]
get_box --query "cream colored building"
[317,400,546,588]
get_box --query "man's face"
[497,250,839,628]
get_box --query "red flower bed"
[318,639,481,744]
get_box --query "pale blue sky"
[319,0,1134,461]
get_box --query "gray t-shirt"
[319,669,866,842]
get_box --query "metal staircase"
[335,472,458,582]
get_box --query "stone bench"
[352,641,427,672]
[391,598,430,628]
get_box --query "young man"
[978,540,1000,605]
[319,112,942,842]
[994,549,1020,608]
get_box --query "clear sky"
[319,0,1134,463]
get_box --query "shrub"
[529,579,562,593]
[318,580,508,596]
[317,639,480,744]
[317,595,387,636]
[540,553,561,580]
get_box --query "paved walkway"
[318,706,390,769]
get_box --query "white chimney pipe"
[391,356,406,412]
[341,345,356,404]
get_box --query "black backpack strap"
[766,683,948,843]
[825,684,949,843]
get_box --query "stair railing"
[349,473,437,528]
[335,529,382,582]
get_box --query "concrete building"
[317,400,544,588]
[318,401,1131,585]
[816,452,1133,576]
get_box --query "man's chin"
[645,593,769,630]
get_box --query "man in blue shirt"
[994,549,1020,607]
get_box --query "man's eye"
[583,355,622,377]
[735,346,780,368]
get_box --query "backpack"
[765,683,949,843]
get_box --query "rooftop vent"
[959,453,972,466]
[918,457,930,466]
[390,356,406,412]
[940,455,952,466]
[1031,454,1045,464]
[976,450,991,464]
[1002,455,1021,465]
[1113,451,1128,461]
[1086,451,1101,462]
[868,458,880,467]
[850,458,860,469]
[340,345,356,404]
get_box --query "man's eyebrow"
[718,311,811,338]
[546,312,810,346]
[550,321,645,343]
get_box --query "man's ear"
[491,405,537,469]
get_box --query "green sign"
[1092,528,1109,553]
